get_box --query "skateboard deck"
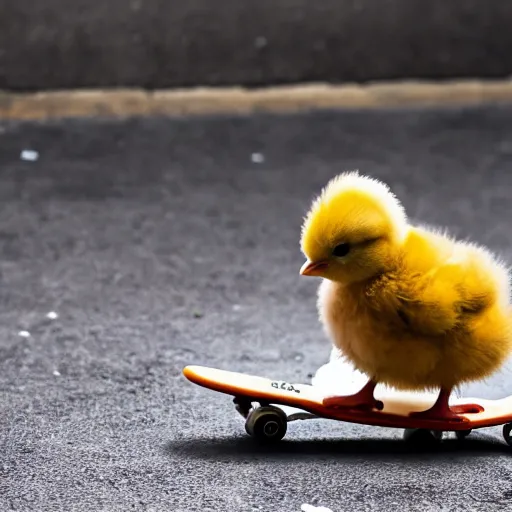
[183,365,512,442]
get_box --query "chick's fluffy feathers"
[301,171,408,259]
[366,228,511,335]
[304,172,512,392]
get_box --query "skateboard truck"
[233,397,256,419]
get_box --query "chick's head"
[300,171,408,284]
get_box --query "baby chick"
[300,171,512,421]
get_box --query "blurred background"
[1,0,512,91]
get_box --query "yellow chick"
[300,171,512,421]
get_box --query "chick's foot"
[322,379,384,411]
[409,388,479,422]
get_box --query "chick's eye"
[332,243,350,257]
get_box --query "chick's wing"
[367,257,495,337]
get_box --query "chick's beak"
[300,259,329,276]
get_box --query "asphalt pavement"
[2,106,512,511]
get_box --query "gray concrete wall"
[1,0,512,91]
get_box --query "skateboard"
[183,365,512,445]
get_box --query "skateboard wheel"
[455,429,472,441]
[245,406,287,442]
[403,428,443,445]
[503,423,512,446]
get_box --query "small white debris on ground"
[46,311,59,320]
[232,304,242,311]
[18,330,31,338]
[251,152,265,163]
[20,149,39,161]
[254,36,267,48]
[53,370,61,376]
[301,505,334,512]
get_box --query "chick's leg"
[409,388,482,422]
[322,379,384,411]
